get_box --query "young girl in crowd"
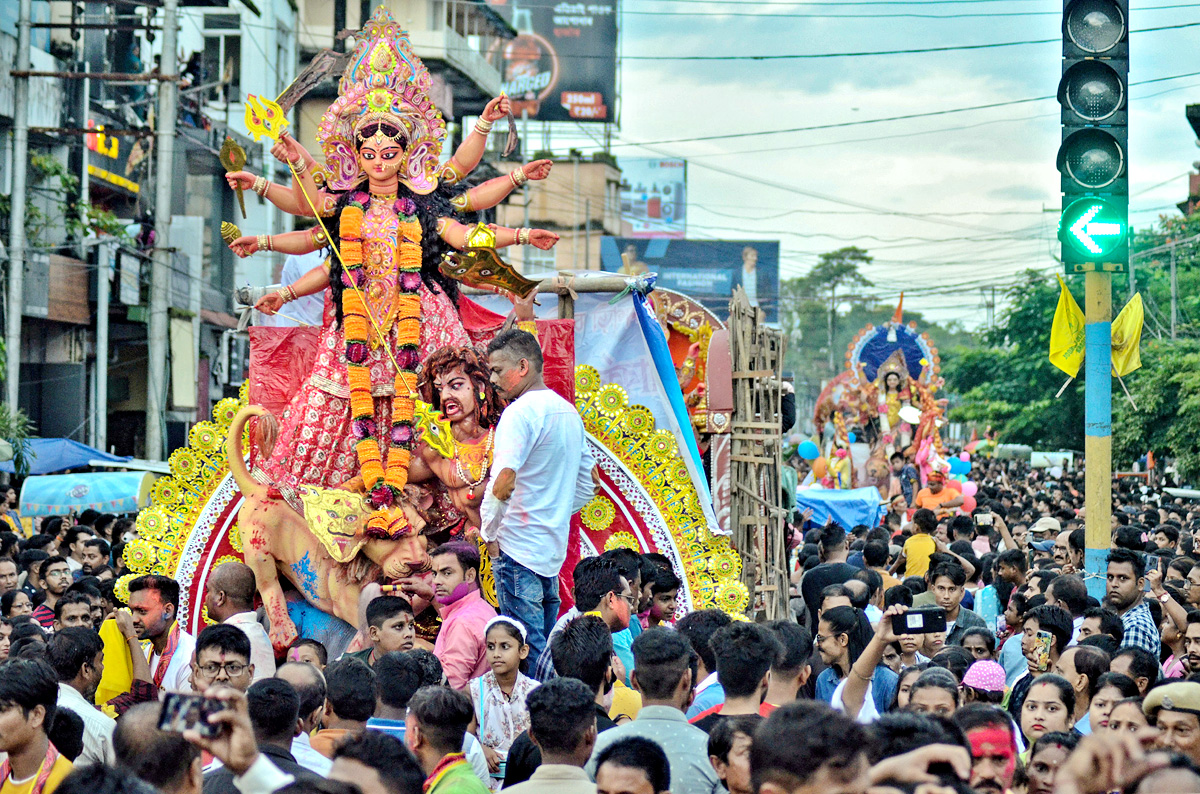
[960,627,997,662]
[1087,672,1140,731]
[1020,675,1075,750]
[894,634,926,668]
[1025,731,1080,794]
[904,668,960,717]
[469,617,539,790]
[1105,697,1149,734]
[890,663,930,711]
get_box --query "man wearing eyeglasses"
[31,555,73,630]
[188,624,255,696]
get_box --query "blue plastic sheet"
[796,487,885,530]
[0,438,130,475]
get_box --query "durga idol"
[222,7,558,537]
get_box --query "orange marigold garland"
[341,192,424,536]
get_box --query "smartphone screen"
[157,693,223,738]
[1034,630,1053,672]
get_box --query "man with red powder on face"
[952,704,1019,794]
[127,574,196,693]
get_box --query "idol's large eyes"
[382,150,398,160]
[361,151,375,160]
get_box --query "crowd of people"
[0,461,1199,794]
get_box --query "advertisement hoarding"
[621,158,686,239]
[600,238,780,323]
[484,0,618,123]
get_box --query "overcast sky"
[553,1,1200,328]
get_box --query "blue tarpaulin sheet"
[796,487,885,530]
[19,471,154,517]
[0,438,130,475]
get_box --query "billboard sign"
[621,158,686,239]
[484,0,618,123]
[600,238,780,323]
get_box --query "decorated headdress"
[317,6,447,194]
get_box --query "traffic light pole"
[1083,270,1112,601]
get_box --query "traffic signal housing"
[1057,0,1129,272]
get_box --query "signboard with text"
[621,158,686,239]
[600,238,780,323]
[484,0,618,123]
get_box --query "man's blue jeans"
[493,552,560,669]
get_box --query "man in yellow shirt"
[0,659,73,794]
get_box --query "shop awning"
[0,438,131,475]
[19,471,155,518]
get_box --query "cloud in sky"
[555,1,1200,327]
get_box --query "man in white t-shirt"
[483,328,596,666]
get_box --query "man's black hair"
[333,730,426,794]
[1047,574,1089,617]
[551,615,613,694]
[526,677,597,755]
[49,708,84,761]
[487,329,544,372]
[127,574,180,609]
[1024,604,1074,657]
[365,596,414,628]
[1070,645,1111,699]
[765,619,812,673]
[45,627,103,682]
[675,609,731,676]
[711,622,782,699]
[601,548,642,588]
[1079,634,1120,655]
[195,623,252,660]
[996,549,1028,573]
[884,585,914,609]
[407,686,473,754]
[408,648,444,687]
[53,592,93,622]
[58,759,163,794]
[951,702,1014,735]
[867,711,969,766]
[863,541,889,569]
[247,678,301,746]
[572,557,624,612]
[751,700,867,791]
[596,737,670,794]
[0,657,59,729]
[63,527,93,550]
[1113,646,1159,687]
[630,627,693,700]
[854,568,883,601]
[949,516,974,540]
[913,509,937,534]
[930,561,966,588]
[325,658,377,722]
[429,541,480,576]
[1107,547,1146,578]
[819,523,846,554]
[707,714,760,764]
[82,537,111,558]
[375,651,423,710]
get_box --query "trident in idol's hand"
[244,94,289,142]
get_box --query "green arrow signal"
[1059,197,1127,260]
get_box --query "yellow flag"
[1049,275,1085,378]
[1111,293,1144,377]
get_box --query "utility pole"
[585,197,591,270]
[1170,244,1177,339]
[145,0,179,461]
[5,0,33,409]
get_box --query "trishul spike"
[244,94,289,142]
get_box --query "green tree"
[1112,339,1200,481]
[1127,212,1200,339]
[942,270,1085,449]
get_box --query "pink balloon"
[961,494,977,513]
[962,481,978,497]
[944,478,962,492]
[959,452,970,462]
